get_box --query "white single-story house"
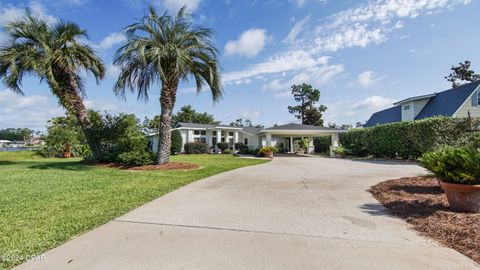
[366,80,480,127]
[148,122,346,155]
[0,140,12,147]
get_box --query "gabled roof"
[415,80,480,120]
[365,80,480,127]
[365,106,402,127]
[393,93,437,105]
[262,123,343,131]
[241,127,263,134]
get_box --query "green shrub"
[420,145,480,185]
[170,130,182,154]
[216,142,230,152]
[339,117,479,160]
[234,142,249,154]
[259,146,277,154]
[117,150,154,166]
[314,136,331,153]
[184,142,208,154]
[222,149,232,154]
[333,146,351,156]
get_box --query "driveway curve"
[16,157,478,270]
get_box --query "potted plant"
[259,146,277,158]
[420,145,480,213]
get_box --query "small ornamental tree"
[171,130,182,154]
[216,142,230,152]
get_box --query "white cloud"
[162,0,202,12]
[92,32,126,51]
[0,2,57,25]
[0,89,63,129]
[106,63,120,79]
[292,0,326,7]
[284,15,310,44]
[314,23,387,52]
[84,99,119,112]
[352,95,394,111]
[224,28,269,58]
[241,110,261,119]
[357,70,380,87]
[310,0,469,53]
[224,50,329,83]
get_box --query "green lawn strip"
[0,154,267,269]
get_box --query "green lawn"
[0,152,267,269]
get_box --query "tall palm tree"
[0,10,105,159]
[113,6,222,165]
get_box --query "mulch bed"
[93,162,199,171]
[370,177,480,263]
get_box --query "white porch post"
[216,130,222,152]
[266,133,272,147]
[290,137,293,153]
[187,130,194,143]
[234,131,239,144]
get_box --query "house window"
[200,138,207,143]
[229,132,234,136]
[229,138,234,145]
[221,137,225,142]
[244,138,248,145]
[403,105,410,110]
[201,130,206,135]
[477,91,480,107]
[212,137,217,145]
[194,130,200,135]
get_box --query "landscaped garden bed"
[370,177,480,263]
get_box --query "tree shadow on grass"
[27,161,94,171]
[0,160,24,166]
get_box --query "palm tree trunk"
[60,75,102,161]
[156,83,177,165]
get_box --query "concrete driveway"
[16,157,478,270]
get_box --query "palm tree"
[113,6,222,164]
[0,10,105,159]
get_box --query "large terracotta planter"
[62,152,71,158]
[263,150,273,158]
[438,180,480,213]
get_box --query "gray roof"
[241,127,263,134]
[365,80,480,127]
[263,123,343,131]
[176,122,241,129]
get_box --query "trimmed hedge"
[216,142,230,152]
[171,130,183,154]
[339,117,479,160]
[313,136,331,153]
[184,142,208,154]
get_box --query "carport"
[256,123,346,156]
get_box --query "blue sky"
[0,0,478,130]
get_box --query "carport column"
[330,132,339,157]
[308,137,314,154]
[266,133,272,147]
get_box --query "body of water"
[0,147,37,152]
